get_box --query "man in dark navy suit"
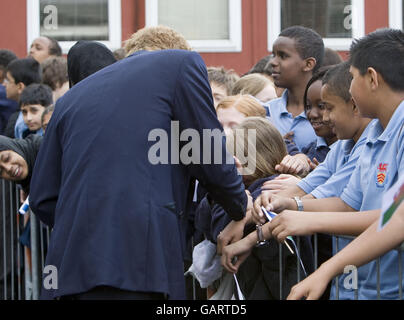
[29,26,249,300]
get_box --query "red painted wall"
[0,0,395,73]
[0,0,27,58]
[200,0,269,75]
[130,0,269,75]
[365,0,389,33]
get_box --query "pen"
[261,206,294,255]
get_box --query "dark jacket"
[29,50,247,300]
[301,140,330,163]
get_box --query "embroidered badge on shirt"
[376,163,388,188]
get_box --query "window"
[268,0,365,51]
[389,0,403,30]
[27,0,121,54]
[145,0,242,52]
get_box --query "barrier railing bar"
[15,185,22,300]
[398,245,402,300]
[377,257,381,300]
[2,179,7,300]
[40,222,45,272]
[297,237,301,282]
[30,210,40,300]
[335,236,339,300]
[9,182,14,299]
[314,233,318,270]
[279,243,283,300]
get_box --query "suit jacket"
[29,50,247,299]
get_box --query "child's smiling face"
[306,80,335,140]
[0,150,29,182]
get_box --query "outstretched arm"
[287,203,404,300]
[172,51,248,221]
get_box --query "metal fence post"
[399,244,403,300]
[15,185,22,300]
[377,257,381,300]
[30,210,40,300]
[2,180,7,300]
[279,243,283,300]
[314,233,318,270]
[9,182,15,299]
[335,236,339,300]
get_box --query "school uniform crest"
[376,163,388,188]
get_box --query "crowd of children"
[0,24,403,300]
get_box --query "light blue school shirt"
[300,120,375,199]
[338,100,404,300]
[267,90,317,151]
[14,112,28,139]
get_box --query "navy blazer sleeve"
[172,52,247,221]
[29,100,63,227]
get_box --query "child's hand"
[253,191,296,224]
[308,157,320,171]
[275,154,311,176]
[217,216,247,255]
[267,210,314,242]
[262,174,301,193]
[221,237,254,274]
[283,131,294,141]
[287,265,333,300]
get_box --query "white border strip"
[389,0,403,29]
[267,0,365,52]
[26,0,122,54]
[146,0,242,52]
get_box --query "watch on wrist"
[255,224,267,247]
[294,196,304,211]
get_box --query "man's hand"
[262,174,301,194]
[275,154,311,176]
[267,210,315,242]
[217,190,252,255]
[252,191,297,224]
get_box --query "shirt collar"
[278,90,308,119]
[316,137,328,149]
[342,139,355,155]
[342,119,377,153]
[377,100,404,142]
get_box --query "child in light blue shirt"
[258,28,404,300]
[267,26,324,151]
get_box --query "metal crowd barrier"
[1,179,23,300]
[2,177,403,300]
[331,235,404,300]
[1,179,50,300]
[275,234,403,300]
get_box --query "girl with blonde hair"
[231,73,277,103]
[211,117,314,300]
[216,95,266,135]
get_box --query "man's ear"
[303,57,316,72]
[17,82,25,95]
[366,67,379,91]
